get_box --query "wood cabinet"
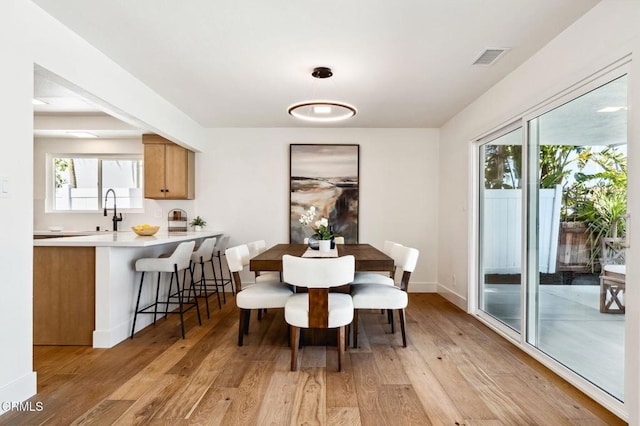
[143,134,195,199]
[34,246,95,345]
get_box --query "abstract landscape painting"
[290,144,359,243]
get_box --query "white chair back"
[225,244,251,273]
[394,245,419,273]
[170,241,196,271]
[192,237,216,261]
[216,235,230,254]
[247,240,267,257]
[283,255,355,288]
[383,240,397,255]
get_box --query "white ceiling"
[32,0,600,131]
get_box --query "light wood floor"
[0,294,624,425]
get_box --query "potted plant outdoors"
[189,216,207,232]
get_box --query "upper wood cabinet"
[142,134,195,199]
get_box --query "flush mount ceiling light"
[288,67,356,122]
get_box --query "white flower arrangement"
[299,205,317,226]
[299,206,333,240]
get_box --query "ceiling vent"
[473,48,510,66]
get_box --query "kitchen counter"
[33,230,224,348]
[34,230,222,246]
[34,230,98,237]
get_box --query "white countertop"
[34,230,224,247]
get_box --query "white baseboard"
[0,372,37,415]
[436,284,467,311]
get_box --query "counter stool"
[131,241,201,339]
[191,237,222,318]
[213,235,235,302]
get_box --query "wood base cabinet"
[143,134,195,199]
[33,246,95,345]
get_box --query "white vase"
[193,225,202,232]
[318,239,331,252]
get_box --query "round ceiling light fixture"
[288,67,357,122]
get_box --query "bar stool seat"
[131,241,201,339]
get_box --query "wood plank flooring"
[0,294,624,425]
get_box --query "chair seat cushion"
[351,284,408,309]
[135,257,179,273]
[285,293,354,328]
[236,283,293,309]
[351,272,395,286]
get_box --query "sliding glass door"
[526,74,627,401]
[478,72,628,401]
[478,126,523,332]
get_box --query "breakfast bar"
[33,230,223,348]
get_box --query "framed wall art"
[289,144,359,243]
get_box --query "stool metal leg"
[131,272,145,338]
[165,271,176,317]
[198,260,211,319]
[207,256,223,309]
[216,254,228,303]
[153,272,161,324]
[202,261,211,318]
[174,265,186,339]
[189,264,202,326]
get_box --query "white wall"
[0,0,210,414]
[437,0,639,421]
[625,9,640,425]
[197,128,439,290]
[0,0,37,411]
[33,137,195,232]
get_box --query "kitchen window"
[52,155,143,211]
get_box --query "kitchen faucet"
[104,188,123,231]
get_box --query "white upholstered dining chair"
[226,244,293,346]
[350,241,400,286]
[282,254,355,371]
[351,244,419,348]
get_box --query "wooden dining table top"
[249,243,394,273]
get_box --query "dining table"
[249,243,394,274]
[249,243,394,346]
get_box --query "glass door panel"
[526,75,627,401]
[479,127,523,332]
